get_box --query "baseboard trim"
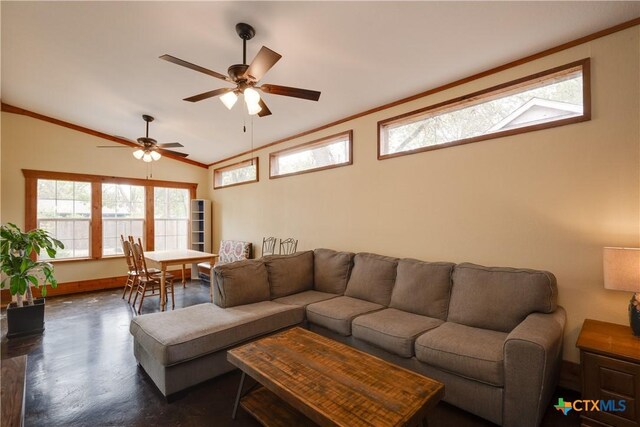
[0,269,188,307]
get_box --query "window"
[37,179,91,260]
[154,187,190,251]
[102,183,145,255]
[24,170,197,261]
[270,131,353,178]
[213,157,259,189]
[379,59,590,159]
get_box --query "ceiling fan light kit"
[160,22,321,118]
[98,114,188,162]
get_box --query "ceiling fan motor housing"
[228,64,250,82]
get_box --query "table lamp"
[603,247,640,336]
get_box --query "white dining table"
[143,249,218,311]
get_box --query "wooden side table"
[1,355,27,427]
[576,319,640,427]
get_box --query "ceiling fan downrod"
[236,23,256,66]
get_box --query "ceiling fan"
[160,22,321,117]
[98,115,188,162]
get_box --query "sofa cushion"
[306,296,383,336]
[344,253,398,306]
[313,248,355,294]
[213,260,270,308]
[273,290,339,308]
[448,263,558,333]
[129,301,304,366]
[352,308,443,358]
[218,240,252,264]
[390,259,455,320]
[415,322,507,386]
[264,251,314,299]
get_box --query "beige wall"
[209,27,640,363]
[1,112,210,283]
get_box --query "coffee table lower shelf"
[240,386,316,427]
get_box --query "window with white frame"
[37,179,91,259]
[379,59,590,159]
[102,183,145,255]
[154,187,190,250]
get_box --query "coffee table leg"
[232,371,246,419]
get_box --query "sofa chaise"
[130,249,565,427]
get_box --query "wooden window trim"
[269,130,353,179]
[377,58,591,160]
[213,157,259,190]
[23,169,197,263]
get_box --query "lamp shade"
[603,247,640,292]
[220,91,238,110]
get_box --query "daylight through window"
[102,183,145,255]
[154,187,190,251]
[37,179,91,260]
[379,59,590,159]
[270,131,353,178]
[213,157,259,189]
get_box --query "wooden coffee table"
[227,327,444,427]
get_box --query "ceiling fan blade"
[114,135,138,143]
[158,142,184,148]
[159,148,189,158]
[97,146,129,148]
[160,54,231,82]
[257,98,272,117]
[259,84,321,101]
[184,87,235,103]
[245,46,282,82]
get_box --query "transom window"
[213,157,259,189]
[379,59,590,159]
[37,179,91,260]
[102,183,145,256]
[270,131,353,178]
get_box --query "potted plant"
[1,223,64,338]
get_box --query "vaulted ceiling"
[2,2,639,164]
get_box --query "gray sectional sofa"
[130,249,565,427]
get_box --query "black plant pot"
[6,298,46,338]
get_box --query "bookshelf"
[190,199,211,279]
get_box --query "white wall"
[1,113,210,283]
[208,27,640,363]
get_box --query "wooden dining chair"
[279,238,298,255]
[131,238,175,314]
[262,237,277,256]
[120,235,139,303]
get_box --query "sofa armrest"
[503,307,566,427]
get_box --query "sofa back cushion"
[390,259,455,320]
[264,251,314,299]
[344,253,398,306]
[447,263,558,332]
[313,248,355,295]
[212,260,270,308]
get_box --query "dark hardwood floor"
[1,281,581,427]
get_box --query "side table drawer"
[582,352,640,427]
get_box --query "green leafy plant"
[0,223,64,307]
